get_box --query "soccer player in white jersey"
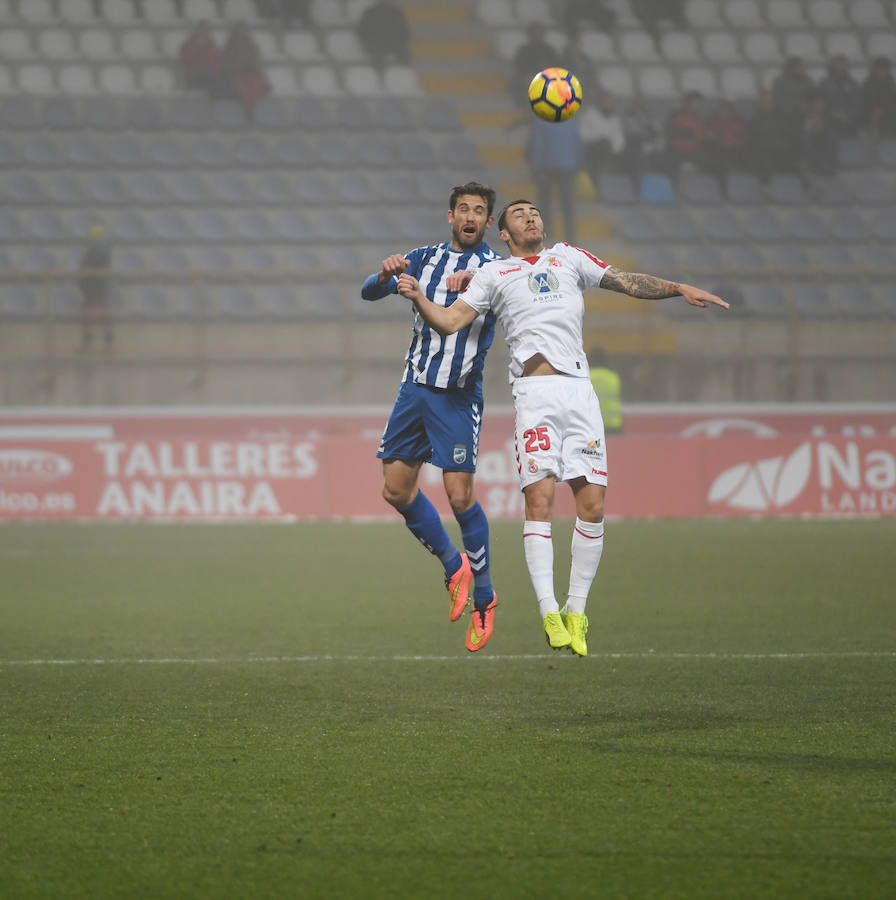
[397,199,729,656]
[361,183,502,652]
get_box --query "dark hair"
[449,182,497,217]
[497,199,538,232]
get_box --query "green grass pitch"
[2,519,895,899]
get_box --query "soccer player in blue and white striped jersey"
[361,182,502,652]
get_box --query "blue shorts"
[377,380,483,473]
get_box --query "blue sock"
[455,501,493,609]
[398,491,461,575]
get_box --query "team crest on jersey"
[547,256,562,267]
[453,445,467,464]
[528,270,559,294]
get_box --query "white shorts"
[512,374,608,491]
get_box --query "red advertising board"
[1,406,894,521]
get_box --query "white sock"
[523,520,558,618]
[566,518,604,615]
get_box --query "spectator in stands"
[772,56,815,117]
[861,56,896,137]
[78,226,113,352]
[664,91,707,175]
[356,1,411,73]
[561,0,617,37]
[620,99,663,181]
[579,90,625,183]
[800,95,839,176]
[222,22,270,114]
[631,0,686,46]
[178,21,227,98]
[254,0,310,25]
[702,98,747,182]
[526,115,583,244]
[746,87,801,181]
[816,54,861,137]
[512,24,558,111]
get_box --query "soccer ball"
[527,67,583,122]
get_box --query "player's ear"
[447,209,455,225]
[487,215,495,228]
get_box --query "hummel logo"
[467,545,487,572]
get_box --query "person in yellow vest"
[588,347,623,434]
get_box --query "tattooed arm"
[601,267,730,310]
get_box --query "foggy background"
[0,0,894,410]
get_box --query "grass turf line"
[1,520,895,899]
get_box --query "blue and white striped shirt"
[361,242,502,391]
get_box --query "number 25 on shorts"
[523,427,551,452]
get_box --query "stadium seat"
[146,208,195,243]
[120,29,158,61]
[838,136,874,168]
[143,134,193,169]
[1,95,40,130]
[783,210,829,241]
[515,0,552,23]
[813,176,853,205]
[192,209,234,242]
[272,135,324,167]
[679,67,719,96]
[743,209,787,241]
[660,31,699,64]
[275,209,314,241]
[184,0,218,20]
[741,31,781,64]
[765,0,808,27]
[0,28,32,61]
[344,65,384,96]
[677,172,723,205]
[18,0,55,22]
[845,170,896,206]
[824,32,864,64]
[383,65,422,97]
[701,32,742,64]
[866,32,896,59]
[849,0,891,27]
[638,66,678,100]
[82,97,128,130]
[222,0,256,18]
[143,0,179,22]
[165,170,211,206]
[283,32,321,62]
[619,30,656,63]
[877,138,896,168]
[100,0,138,23]
[26,209,70,242]
[140,65,176,94]
[767,173,809,204]
[719,66,758,99]
[782,31,823,62]
[723,0,764,28]
[99,65,139,95]
[476,0,513,26]
[44,172,89,206]
[579,30,617,64]
[828,210,868,241]
[253,97,298,130]
[39,29,77,61]
[683,0,725,28]
[128,171,171,206]
[20,134,67,168]
[59,0,94,21]
[58,64,96,95]
[127,96,168,130]
[807,0,849,28]
[87,172,129,205]
[205,171,253,205]
[598,66,635,99]
[615,210,662,242]
[302,65,342,96]
[80,28,116,61]
[868,210,896,241]
[167,95,215,131]
[17,64,55,94]
[6,172,45,205]
[42,97,82,130]
[418,96,461,132]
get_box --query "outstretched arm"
[600,267,730,310]
[361,253,410,301]
[397,273,479,336]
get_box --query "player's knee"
[382,483,411,509]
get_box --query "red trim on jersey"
[569,244,608,268]
[522,255,540,265]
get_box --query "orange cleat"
[466,595,497,652]
[446,554,473,621]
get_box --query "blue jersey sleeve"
[360,247,430,301]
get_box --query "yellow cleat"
[562,612,589,657]
[543,612,571,650]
